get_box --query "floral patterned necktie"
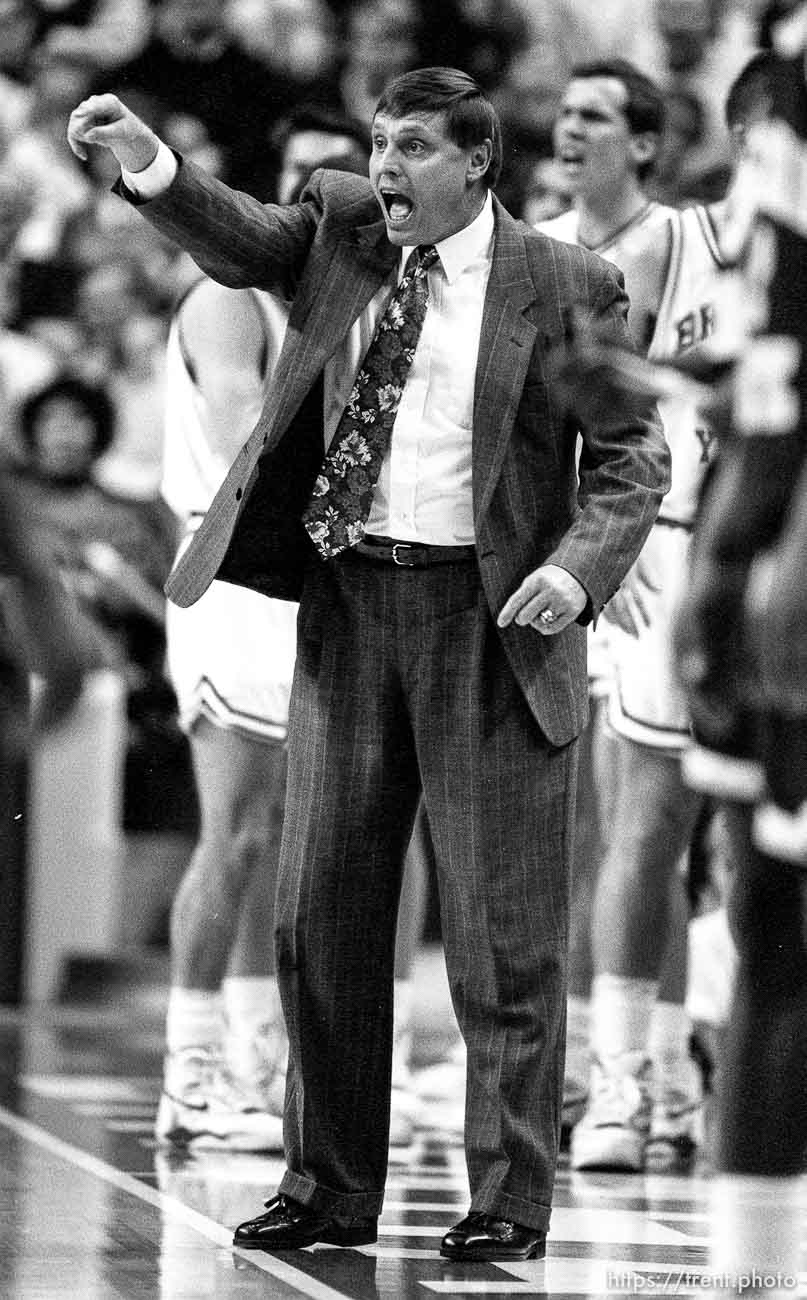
[302,243,439,559]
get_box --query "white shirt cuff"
[121,139,177,198]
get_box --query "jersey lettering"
[675,302,716,352]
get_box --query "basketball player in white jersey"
[156,118,433,1151]
[563,58,770,1173]
[538,59,675,351]
[156,273,294,1151]
[535,58,683,1150]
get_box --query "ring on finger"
[539,608,557,625]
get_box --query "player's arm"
[177,281,276,460]
[620,217,674,355]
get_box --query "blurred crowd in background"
[0,0,764,959]
[1,0,762,470]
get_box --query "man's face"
[553,76,644,200]
[369,109,488,246]
[278,130,362,205]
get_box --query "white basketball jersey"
[161,284,297,741]
[537,201,674,266]
[537,201,676,349]
[648,205,727,525]
[161,286,289,520]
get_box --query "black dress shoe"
[233,1194,378,1251]
[440,1210,546,1261]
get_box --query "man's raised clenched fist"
[67,93,160,173]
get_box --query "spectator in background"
[71,260,148,367]
[335,0,528,138]
[47,164,196,328]
[0,0,150,309]
[0,465,105,749]
[0,0,39,89]
[0,460,111,1003]
[10,370,184,843]
[25,0,151,73]
[0,0,45,142]
[9,373,175,678]
[3,50,96,321]
[0,168,59,442]
[416,0,529,97]
[337,0,422,128]
[655,0,756,200]
[17,252,171,502]
[229,0,339,92]
[106,0,341,194]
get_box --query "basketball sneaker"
[156,1045,284,1152]
[227,1019,288,1120]
[570,1052,652,1172]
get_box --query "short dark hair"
[725,51,775,130]
[374,66,503,190]
[19,374,116,462]
[567,58,666,180]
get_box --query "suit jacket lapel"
[259,216,398,456]
[472,202,548,526]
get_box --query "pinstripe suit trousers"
[274,549,577,1231]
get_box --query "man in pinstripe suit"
[68,67,669,1261]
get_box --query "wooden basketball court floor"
[0,967,805,1300]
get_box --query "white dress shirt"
[124,146,494,544]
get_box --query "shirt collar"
[400,189,494,285]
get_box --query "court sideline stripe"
[0,1102,354,1300]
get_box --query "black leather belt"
[354,536,476,567]
[656,516,693,532]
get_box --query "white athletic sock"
[165,987,225,1055]
[649,998,693,1084]
[222,975,282,1039]
[590,973,658,1069]
[709,1174,803,1296]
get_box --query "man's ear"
[630,131,658,173]
[467,138,493,183]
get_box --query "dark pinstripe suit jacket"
[140,162,669,745]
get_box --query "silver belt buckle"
[392,543,416,566]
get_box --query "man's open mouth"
[380,190,414,223]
